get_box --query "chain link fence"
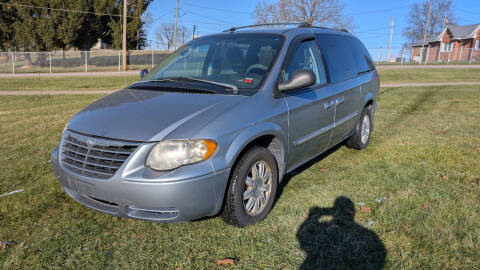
[0,50,171,74]
[1,47,480,74]
[368,47,480,65]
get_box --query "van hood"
[67,89,246,142]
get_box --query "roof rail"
[297,22,349,32]
[223,22,349,33]
[223,22,303,32]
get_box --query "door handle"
[336,96,345,105]
[324,100,335,109]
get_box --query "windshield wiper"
[128,82,216,94]
[146,77,239,94]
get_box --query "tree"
[402,0,456,45]
[106,0,152,50]
[155,23,189,51]
[252,0,353,30]
[2,0,152,51]
[0,4,16,50]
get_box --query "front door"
[283,39,335,170]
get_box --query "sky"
[144,0,480,59]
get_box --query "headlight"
[146,140,217,171]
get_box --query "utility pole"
[387,16,394,62]
[122,0,127,71]
[173,0,179,50]
[136,29,139,50]
[192,24,196,39]
[182,30,185,46]
[421,0,433,64]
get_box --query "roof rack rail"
[297,22,349,32]
[223,22,303,32]
[223,22,349,33]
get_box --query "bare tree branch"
[252,0,353,30]
[402,0,456,45]
[155,23,188,50]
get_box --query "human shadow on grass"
[297,197,386,270]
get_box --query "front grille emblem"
[86,138,96,147]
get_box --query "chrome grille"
[60,130,140,179]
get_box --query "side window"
[348,37,373,74]
[284,40,327,85]
[315,34,358,83]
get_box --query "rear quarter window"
[315,34,373,83]
[315,34,356,83]
[348,37,375,74]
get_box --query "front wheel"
[346,106,373,150]
[221,146,278,227]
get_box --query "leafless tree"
[252,0,354,30]
[402,0,456,45]
[155,23,189,50]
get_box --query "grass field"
[0,85,479,269]
[0,76,137,91]
[0,68,479,91]
[377,68,480,83]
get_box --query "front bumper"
[51,145,230,222]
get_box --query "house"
[410,23,480,63]
[91,38,110,50]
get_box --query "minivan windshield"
[141,33,284,91]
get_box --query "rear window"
[315,34,373,83]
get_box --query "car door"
[282,37,336,170]
[315,34,363,145]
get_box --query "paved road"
[377,65,480,69]
[1,81,479,96]
[0,71,138,78]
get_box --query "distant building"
[411,23,480,63]
[91,38,110,50]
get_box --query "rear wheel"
[221,146,278,227]
[346,106,373,150]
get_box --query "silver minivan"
[51,24,379,227]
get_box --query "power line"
[349,5,409,16]
[180,20,231,26]
[0,2,139,18]
[150,8,177,22]
[184,10,238,26]
[183,1,251,14]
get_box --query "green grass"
[0,85,479,268]
[0,76,138,91]
[378,68,480,84]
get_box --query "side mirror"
[278,69,316,92]
[140,68,149,79]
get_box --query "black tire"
[221,146,278,227]
[346,106,373,150]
